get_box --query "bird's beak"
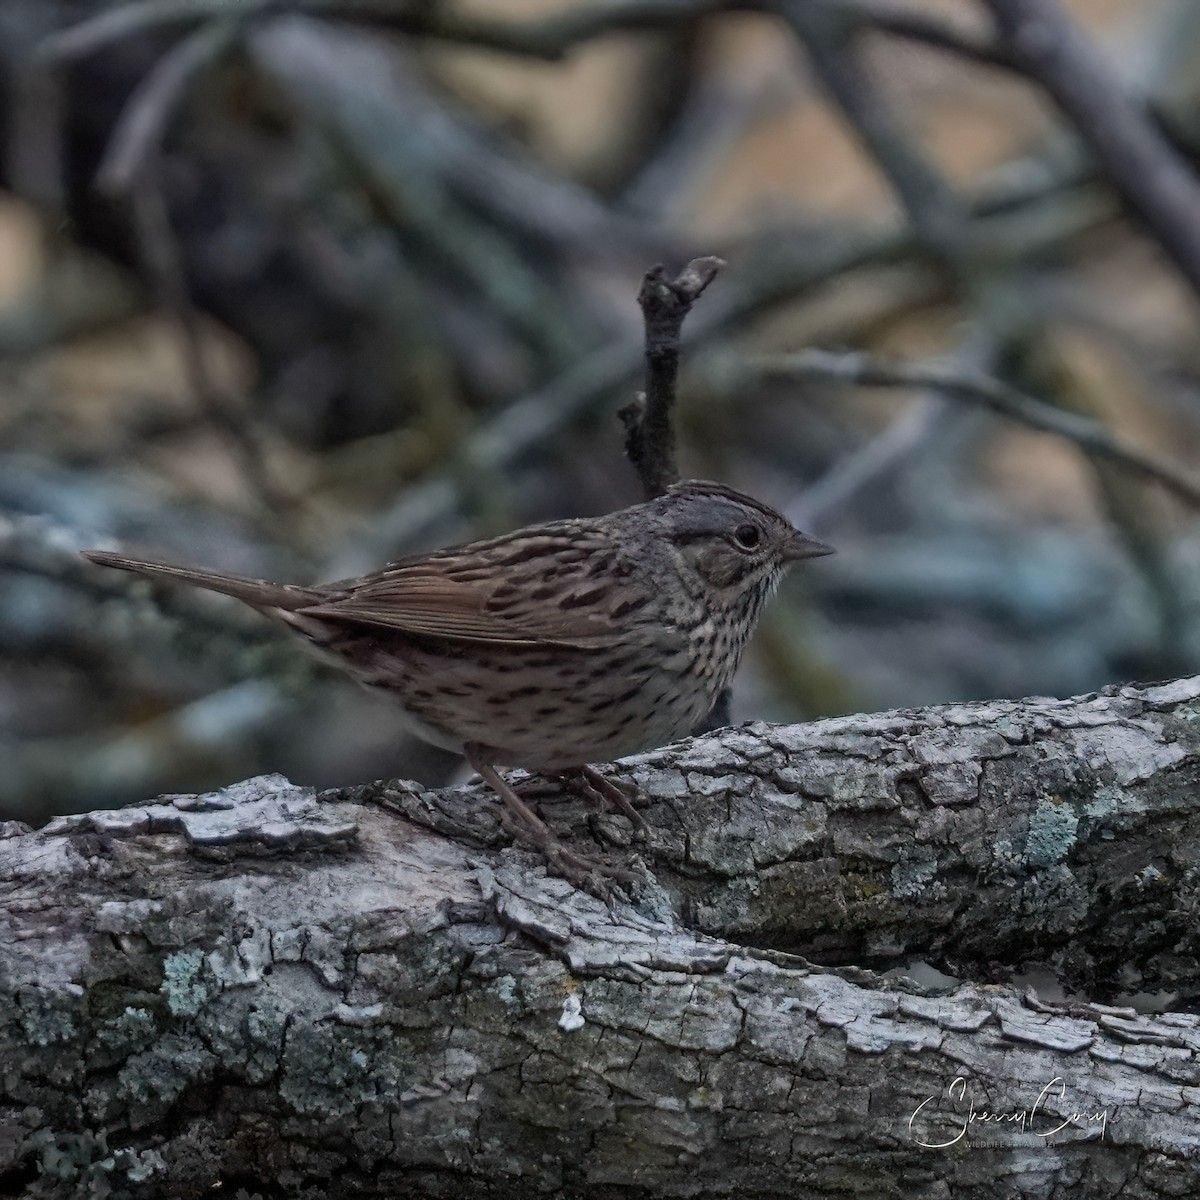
[784,530,835,561]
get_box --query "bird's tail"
[81,551,323,612]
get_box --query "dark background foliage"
[5,0,1200,823]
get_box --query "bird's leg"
[569,766,650,837]
[509,769,649,838]
[465,747,639,896]
[513,767,649,840]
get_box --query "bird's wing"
[297,533,632,648]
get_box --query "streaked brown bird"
[83,479,832,889]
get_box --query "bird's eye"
[732,524,762,551]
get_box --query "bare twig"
[980,0,1200,303]
[749,349,1200,508]
[329,157,1109,575]
[620,256,723,499]
[621,257,727,727]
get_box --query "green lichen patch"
[890,853,943,900]
[1023,796,1080,869]
[96,1005,158,1060]
[161,948,210,1018]
[115,1030,216,1124]
[11,985,80,1048]
[278,1022,429,1118]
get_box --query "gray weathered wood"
[364,676,1200,994]
[4,678,1200,1198]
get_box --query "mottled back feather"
[297,528,632,648]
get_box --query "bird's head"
[655,480,832,613]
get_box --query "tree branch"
[981,0,1200,303]
[6,676,1200,1195]
[745,348,1200,509]
[779,0,973,272]
[358,675,1200,995]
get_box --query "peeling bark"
[364,676,1200,996]
[4,679,1200,1198]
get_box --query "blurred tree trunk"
[4,678,1200,1198]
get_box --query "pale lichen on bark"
[3,680,1200,1197]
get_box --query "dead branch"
[6,676,1200,1197]
[620,255,723,499]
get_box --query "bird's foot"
[509,767,649,841]
[567,765,650,839]
[470,752,641,900]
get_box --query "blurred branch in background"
[981,0,1200,304]
[0,511,277,646]
[35,1,998,66]
[745,349,1200,510]
[333,153,1112,574]
[130,177,288,523]
[5,0,1200,820]
[93,17,242,196]
[744,344,1198,680]
[0,510,314,821]
[781,0,973,273]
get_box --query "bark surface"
[4,678,1200,1198]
